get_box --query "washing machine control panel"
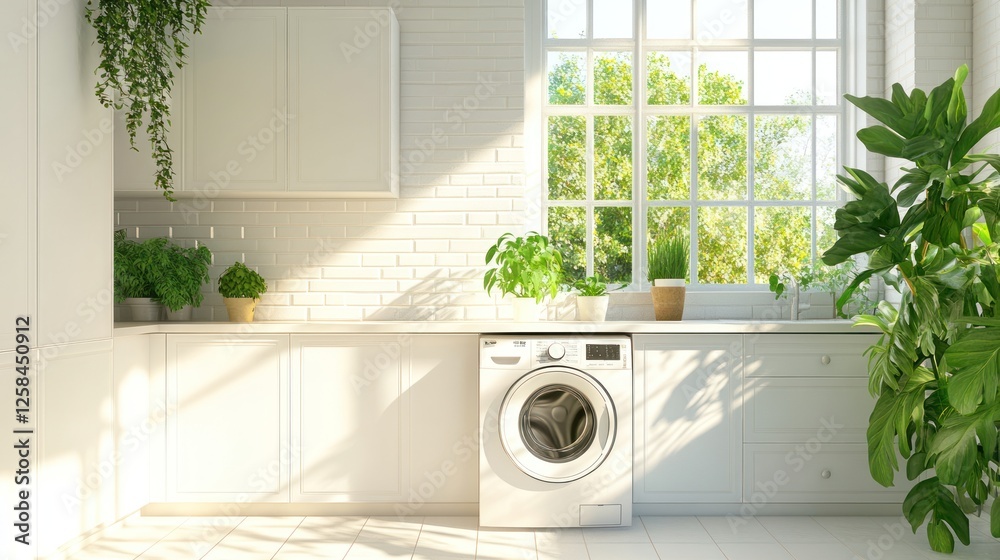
[480,336,630,369]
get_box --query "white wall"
[973,0,1000,151]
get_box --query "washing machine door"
[499,367,617,483]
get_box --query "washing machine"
[479,335,632,528]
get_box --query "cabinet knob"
[821,469,832,479]
[820,355,832,365]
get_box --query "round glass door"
[499,368,616,482]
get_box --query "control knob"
[547,343,566,360]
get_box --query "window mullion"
[634,0,644,288]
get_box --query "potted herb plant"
[823,65,1000,553]
[484,232,563,321]
[158,244,213,320]
[648,234,688,321]
[218,261,267,322]
[114,230,169,321]
[571,274,616,322]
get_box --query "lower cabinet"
[165,334,289,502]
[742,334,912,504]
[289,334,478,505]
[633,334,744,503]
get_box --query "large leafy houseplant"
[824,65,1000,553]
[484,232,563,303]
[157,244,212,312]
[113,230,168,301]
[86,0,210,200]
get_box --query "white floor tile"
[344,541,417,559]
[758,516,839,543]
[586,542,659,560]
[273,541,352,560]
[716,542,795,560]
[641,516,714,543]
[781,542,862,560]
[840,539,933,560]
[581,520,650,543]
[354,516,423,546]
[201,516,303,560]
[136,516,244,560]
[923,542,1000,559]
[697,516,777,543]
[477,528,537,547]
[536,542,590,560]
[476,540,538,560]
[70,515,187,559]
[652,542,727,559]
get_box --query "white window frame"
[524,0,868,291]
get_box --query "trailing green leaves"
[484,232,563,302]
[86,0,210,200]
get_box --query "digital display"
[586,344,620,361]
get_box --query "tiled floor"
[65,514,999,560]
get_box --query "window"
[535,0,848,287]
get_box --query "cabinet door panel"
[745,334,877,377]
[744,443,912,503]
[745,377,872,443]
[634,334,743,503]
[291,336,408,501]
[166,335,289,502]
[288,8,398,195]
[184,8,286,192]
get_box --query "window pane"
[817,115,838,200]
[548,0,586,39]
[648,206,691,280]
[594,0,632,38]
[754,0,811,39]
[548,206,586,282]
[648,116,691,200]
[698,115,747,200]
[817,205,837,256]
[648,51,691,105]
[754,206,811,283]
[595,116,633,201]
[755,51,812,105]
[594,52,633,105]
[595,206,632,284]
[648,0,691,39]
[695,0,747,39]
[698,206,747,283]
[754,115,811,201]
[548,52,586,105]
[697,51,748,105]
[817,51,838,105]
[548,116,586,200]
[817,0,838,39]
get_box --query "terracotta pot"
[124,298,162,321]
[576,295,609,322]
[223,297,257,322]
[651,284,685,321]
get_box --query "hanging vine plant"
[86,0,211,200]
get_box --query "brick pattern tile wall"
[114,0,898,322]
[974,0,1000,150]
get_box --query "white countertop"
[113,319,878,336]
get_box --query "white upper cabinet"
[112,7,398,198]
[184,8,287,193]
[287,8,399,196]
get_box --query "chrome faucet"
[786,276,811,320]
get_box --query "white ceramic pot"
[165,305,193,321]
[512,297,543,321]
[576,295,609,322]
[124,298,162,321]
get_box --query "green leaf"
[927,519,955,553]
[992,499,1000,538]
[947,64,969,127]
[953,84,1000,162]
[845,93,906,135]
[857,126,906,158]
[928,407,996,484]
[906,452,927,481]
[902,478,970,552]
[943,328,1000,414]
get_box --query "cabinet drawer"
[745,334,878,378]
[744,378,873,443]
[743,443,911,503]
